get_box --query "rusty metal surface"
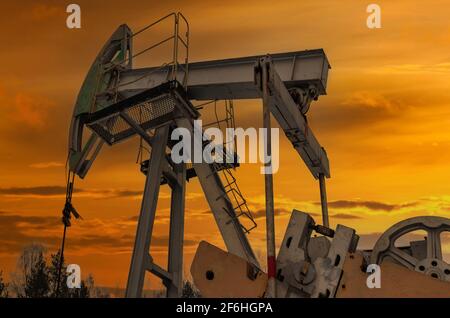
[337,252,450,298]
[191,241,267,298]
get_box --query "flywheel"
[370,216,450,282]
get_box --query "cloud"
[341,91,400,110]
[0,212,61,254]
[29,4,62,22]
[0,186,205,200]
[0,186,68,196]
[330,213,363,220]
[29,161,64,169]
[251,208,292,219]
[317,200,418,212]
[149,236,197,248]
[200,206,307,220]
[251,206,361,220]
[311,95,404,136]
[372,63,450,75]
[0,211,197,255]
[13,93,54,129]
[0,186,143,199]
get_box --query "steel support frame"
[125,123,186,298]
[175,117,259,267]
[125,110,259,298]
[125,125,170,297]
[166,162,186,297]
[261,59,277,297]
[67,18,337,300]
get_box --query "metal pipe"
[319,173,329,228]
[262,58,277,297]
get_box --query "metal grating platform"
[85,81,197,145]
[140,160,240,185]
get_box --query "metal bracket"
[276,210,358,298]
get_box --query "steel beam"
[261,61,277,297]
[125,125,170,297]
[117,50,330,101]
[166,163,187,297]
[319,173,329,227]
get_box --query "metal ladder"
[219,165,257,233]
[206,100,257,234]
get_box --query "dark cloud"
[0,211,59,226]
[250,208,291,219]
[331,213,363,220]
[0,212,61,253]
[315,200,417,212]
[89,189,142,199]
[0,212,118,253]
[150,236,197,248]
[0,211,196,255]
[0,186,142,198]
[66,234,135,251]
[62,233,198,251]
[310,101,398,136]
[0,186,68,196]
[128,215,139,222]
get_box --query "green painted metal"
[73,24,132,116]
[69,24,132,176]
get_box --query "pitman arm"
[254,56,330,179]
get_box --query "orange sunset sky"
[1,0,450,290]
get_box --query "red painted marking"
[267,256,276,278]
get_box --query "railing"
[118,13,188,164]
[108,12,189,90]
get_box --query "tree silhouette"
[23,251,50,298]
[48,251,88,297]
[13,243,48,297]
[182,280,200,298]
[10,244,94,298]
[47,250,90,298]
[0,270,8,298]
[48,250,67,297]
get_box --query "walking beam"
[116,49,330,101]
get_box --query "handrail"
[177,12,190,87]
[105,12,189,90]
[132,36,175,61]
[132,12,177,38]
